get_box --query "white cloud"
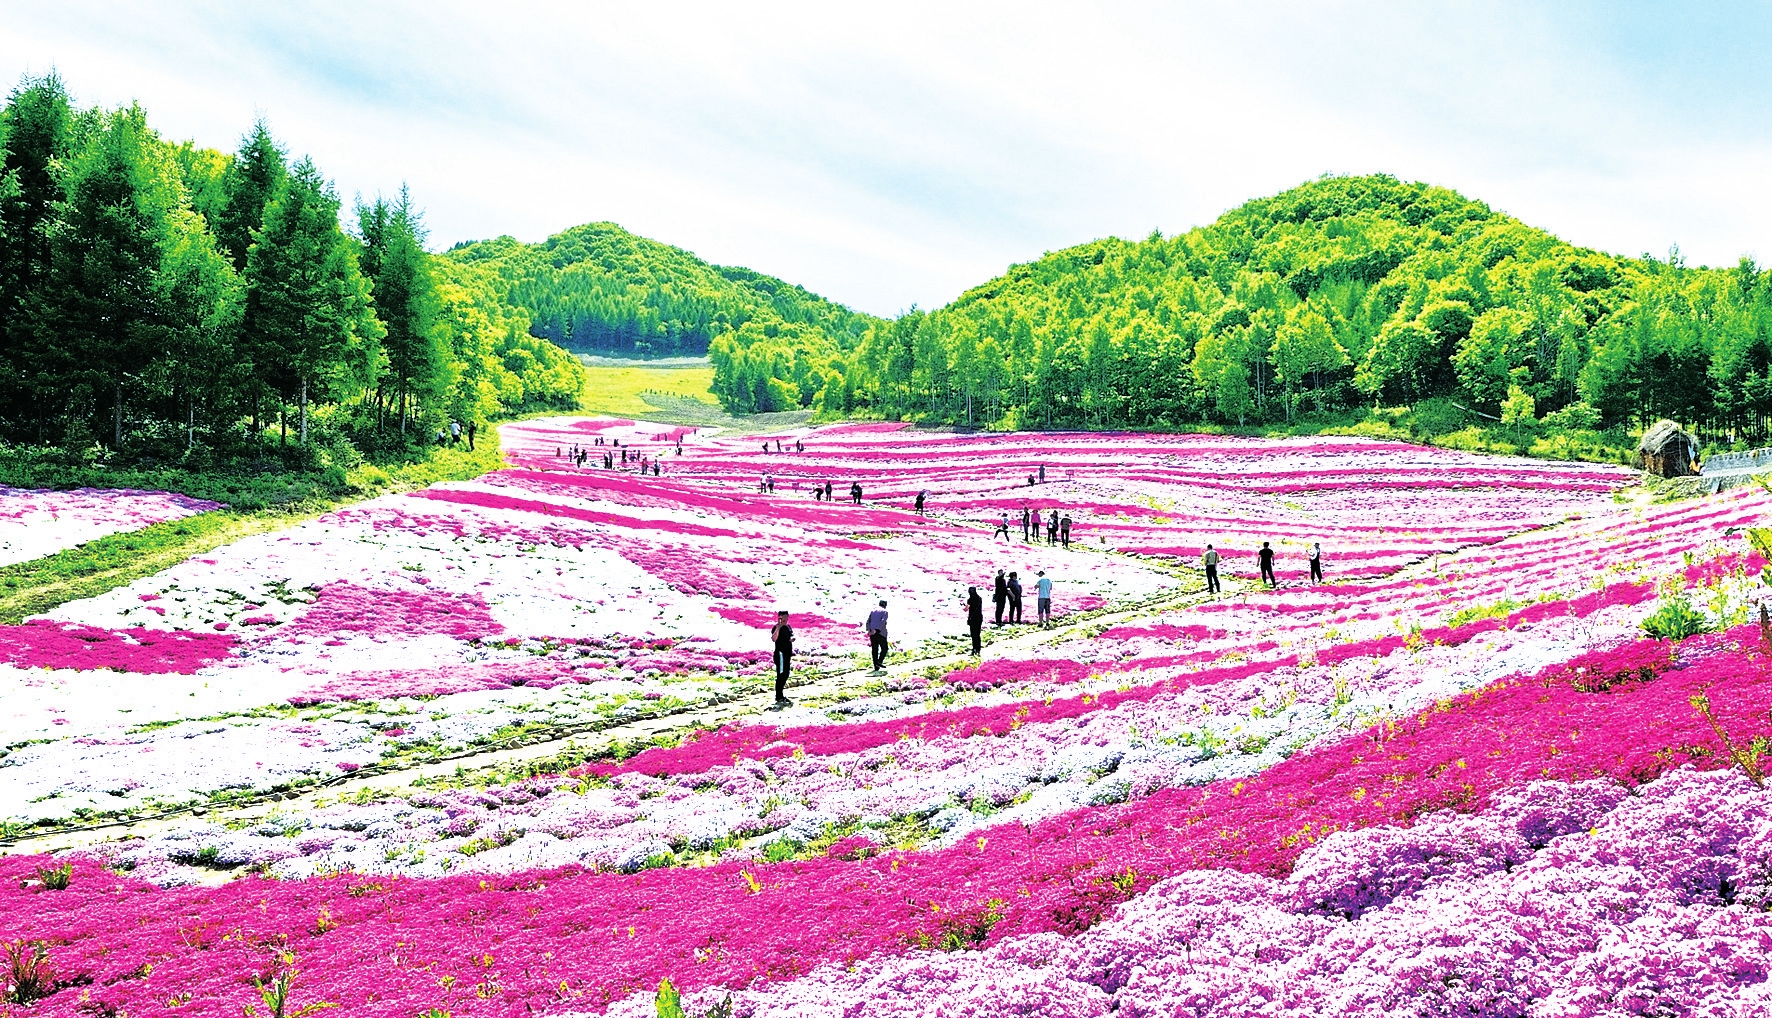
[4,1,1770,315]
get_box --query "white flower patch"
[0,486,220,568]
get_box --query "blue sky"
[4,2,1769,316]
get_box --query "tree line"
[0,72,583,468]
[708,174,1772,443]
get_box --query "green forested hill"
[719,174,1772,442]
[444,224,879,370]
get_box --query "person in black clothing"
[1007,571,1023,623]
[466,421,476,451]
[1258,541,1276,587]
[824,480,833,501]
[914,490,927,514]
[1059,514,1071,548]
[966,586,984,655]
[770,611,794,706]
[850,482,863,505]
[1308,542,1323,583]
[992,569,1008,625]
[1020,506,1031,541]
[1047,512,1059,545]
[865,600,890,671]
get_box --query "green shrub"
[1641,596,1711,641]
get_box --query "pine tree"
[41,106,189,447]
[359,187,450,438]
[243,157,382,445]
[0,72,73,438]
[214,120,285,270]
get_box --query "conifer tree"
[243,157,382,445]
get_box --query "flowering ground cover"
[2,419,1769,1016]
[0,486,221,568]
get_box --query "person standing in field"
[993,569,1008,625]
[1031,508,1042,544]
[1203,544,1221,594]
[1047,512,1059,545]
[965,586,984,655]
[1258,541,1276,587]
[1039,464,1046,483]
[467,421,477,451]
[1021,505,1031,541]
[770,611,795,707]
[1060,514,1072,548]
[450,420,461,445]
[1007,571,1023,623]
[865,600,890,673]
[850,482,863,505]
[1035,570,1053,627]
[1309,542,1324,583]
[915,489,927,514]
[824,480,833,501]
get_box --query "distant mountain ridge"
[445,223,878,359]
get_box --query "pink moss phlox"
[283,582,503,641]
[6,632,1768,1015]
[0,621,234,674]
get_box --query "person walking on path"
[992,569,1008,625]
[1007,571,1023,623]
[965,586,984,655]
[1258,541,1277,587]
[467,421,476,451]
[992,513,1011,540]
[1308,542,1324,583]
[1030,509,1042,544]
[1035,570,1053,627]
[864,600,890,672]
[1047,512,1059,545]
[850,482,863,505]
[770,611,795,707]
[1203,544,1221,594]
[915,489,927,514]
[1059,514,1072,548]
[1021,505,1031,541]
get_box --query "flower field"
[1,419,1769,1017]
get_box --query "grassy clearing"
[577,358,817,436]
[577,358,718,417]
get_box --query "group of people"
[992,505,1076,547]
[761,438,805,454]
[435,420,478,449]
[807,480,864,504]
[766,570,1058,708]
[767,597,894,708]
[1202,540,1325,593]
[559,438,665,475]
